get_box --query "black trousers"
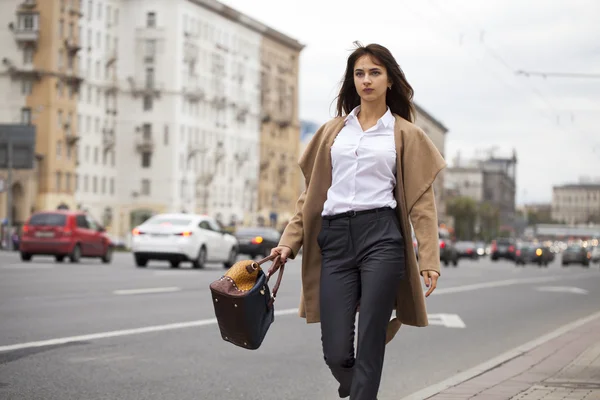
[317,208,405,400]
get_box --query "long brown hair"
[335,42,415,122]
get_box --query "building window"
[141,179,150,195]
[21,80,33,95]
[56,141,62,159]
[56,171,62,191]
[142,123,151,139]
[23,47,34,64]
[84,175,88,192]
[110,178,114,194]
[144,39,155,61]
[75,173,79,191]
[101,177,106,194]
[94,147,99,164]
[145,67,154,89]
[66,173,71,192]
[92,176,97,193]
[18,14,38,31]
[147,12,156,28]
[21,108,32,124]
[164,125,169,145]
[111,151,115,166]
[141,152,151,168]
[143,95,153,111]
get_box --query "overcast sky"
[221,0,600,205]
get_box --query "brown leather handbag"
[209,254,285,350]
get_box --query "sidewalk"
[424,313,600,400]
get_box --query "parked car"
[131,213,238,269]
[235,226,281,259]
[454,241,479,260]
[491,238,516,261]
[19,210,113,263]
[439,228,459,266]
[561,245,591,267]
[474,241,487,257]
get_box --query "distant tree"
[478,201,500,242]
[447,196,478,240]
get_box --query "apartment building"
[0,0,81,226]
[257,35,304,229]
[414,103,448,224]
[552,183,600,224]
[1,0,303,239]
[75,0,120,230]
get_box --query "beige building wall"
[552,184,600,224]
[32,0,81,212]
[0,0,82,226]
[257,35,303,228]
[414,104,449,224]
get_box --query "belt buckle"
[349,210,357,218]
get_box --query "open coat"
[279,114,446,341]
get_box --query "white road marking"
[0,273,593,353]
[428,313,466,328]
[113,287,181,295]
[0,308,299,353]
[432,275,565,295]
[0,264,54,270]
[401,310,600,400]
[536,286,589,295]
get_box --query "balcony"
[183,87,204,102]
[65,128,79,146]
[63,68,83,91]
[135,136,154,153]
[66,5,83,17]
[102,129,115,151]
[63,38,81,55]
[12,26,39,44]
[18,0,37,9]
[2,57,42,79]
[127,77,161,98]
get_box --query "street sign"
[0,124,37,169]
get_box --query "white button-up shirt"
[322,106,397,216]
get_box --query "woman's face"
[353,54,390,103]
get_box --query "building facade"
[257,34,303,229]
[75,0,120,230]
[552,184,600,224]
[1,0,304,238]
[414,103,448,224]
[0,0,81,228]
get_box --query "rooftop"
[190,0,305,51]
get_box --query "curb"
[401,310,600,400]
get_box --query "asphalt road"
[0,250,599,400]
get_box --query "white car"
[131,213,238,269]
[592,246,600,264]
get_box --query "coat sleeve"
[278,189,306,259]
[411,185,441,276]
[277,120,331,259]
[402,126,447,276]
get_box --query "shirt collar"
[345,106,395,129]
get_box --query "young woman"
[270,42,445,399]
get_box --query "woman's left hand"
[422,271,439,297]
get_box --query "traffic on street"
[1,250,598,400]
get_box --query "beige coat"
[279,114,446,340]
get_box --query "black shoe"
[338,386,350,398]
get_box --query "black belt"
[322,206,393,221]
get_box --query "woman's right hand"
[270,246,292,263]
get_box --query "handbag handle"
[256,253,285,307]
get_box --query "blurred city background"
[0,1,599,399]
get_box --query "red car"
[19,210,113,263]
